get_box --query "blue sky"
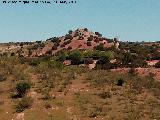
[0,0,160,42]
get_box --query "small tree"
[84,28,88,32]
[16,82,31,97]
[68,30,73,34]
[68,50,82,64]
[95,32,102,37]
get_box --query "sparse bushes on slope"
[63,40,71,45]
[47,37,59,43]
[64,34,73,40]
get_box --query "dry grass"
[0,56,160,120]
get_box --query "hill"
[0,28,119,57]
[30,28,119,57]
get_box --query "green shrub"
[95,32,102,37]
[68,30,73,34]
[84,28,88,32]
[16,82,31,97]
[68,50,82,64]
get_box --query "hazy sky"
[0,0,160,42]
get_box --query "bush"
[0,74,6,82]
[68,30,73,34]
[68,50,82,64]
[15,97,33,112]
[54,41,60,47]
[47,37,59,43]
[131,59,148,68]
[87,35,94,41]
[84,28,88,32]
[96,44,104,51]
[116,78,124,86]
[29,59,40,66]
[60,44,65,47]
[78,36,84,40]
[57,52,67,62]
[48,60,64,69]
[122,52,135,67]
[98,91,111,99]
[67,46,72,50]
[95,62,113,70]
[16,82,31,97]
[87,106,102,118]
[83,58,94,64]
[65,34,73,40]
[64,40,71,45]
[155,61,160,68]
[42,90,52,100]
[87,41,92,46]
[52,45,58,50]
[95,32,102,37]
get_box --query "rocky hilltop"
[0,28,119,57]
